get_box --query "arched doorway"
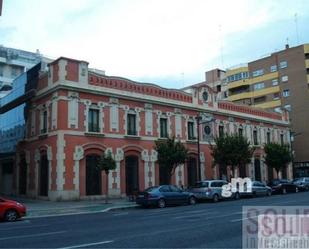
[19,155,27,195]
[39,154,48,196]
[187,157,197,187]
[254,158,261,181]
[125,156,139,195]
[86,154,101,195]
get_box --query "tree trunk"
[105,170,109,204]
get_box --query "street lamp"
[195,113,215,181]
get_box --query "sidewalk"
[6,196,138,218]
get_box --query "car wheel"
[213,194,219,203]
[189,196,196,205]
[5,209,18,222]
[282,188,287,194]
[158,199,166,208]
[234,192,240,200]
[266,190,272,196]
[295,187,299,193]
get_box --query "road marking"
[230,215,258,222]
[173,211,240,220]
[172,211,219,219]
[0,231,67,241]
[113,212,129,216]
[58,240,114,249]
[0,224,49,231]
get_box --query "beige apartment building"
[205,43,309,177]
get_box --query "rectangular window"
[273,92,280,100]
[219,125,224,137]
[281,75,288,82]
[254,96,266,104]
[284,104,291,111]
[11,66,19,77]
[0,65,3,76]
[253,130,258,145]
[283,89,290,97]
[280,61,288,69]
[88,109,100,132]
[188,121,195,140]
[127,113,137,135]
[160,118,168,138]
[280,134,284,145]
[267,132,271,143]
[238,128,243,136]
[270,65,277,72]
[272,79,278,86]
[252,69,264,77]
[41,110,47,134]
[254,82,265,90]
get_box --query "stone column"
[142,150,150,189]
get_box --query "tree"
[264,143,292,179]
[97,150,117,203]
[154,137,188,184]
[211,134,254,179]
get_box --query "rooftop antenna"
[294,13,300,45]
[219,24,224,69]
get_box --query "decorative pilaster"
[109,148,123,196]
[142,150,150,189]
[56,133,66,191]
[200,152,205,180]
[73,146,84,192]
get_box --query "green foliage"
[97,150,116,175]
[211,133,254,177]
[264,143,292,176]
[154,136,188,184]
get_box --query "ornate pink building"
[13,57,290,200]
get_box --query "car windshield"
[193,182,209,188]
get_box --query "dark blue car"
[136,185,197,208]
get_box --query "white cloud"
[1,0,308,88]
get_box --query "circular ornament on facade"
[204,125,211,135]
[202,91,209,102]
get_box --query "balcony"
[305,59,309,69]
[253,99,281,109]
[228,78,251,90]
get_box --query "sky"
[1,0,309,89]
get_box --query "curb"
[25,204,139,219]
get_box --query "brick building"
[10,57,290,200]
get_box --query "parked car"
[268,179,299,194]
[136,185,197,208]
[293,177,309,191]
[0,197,26,222]
[188,180,228,202]
[239,181,272,197]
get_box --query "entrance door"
[19,156,27,195]
[86,155,101,195]
[187,157,197,187]
[254,159,261,181]
[39,154,48,196]
[125,156,139,195]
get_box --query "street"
[1,191,309,248]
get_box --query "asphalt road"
[1,191,309,249]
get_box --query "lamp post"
[195,114,215,181]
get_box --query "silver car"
[189,180,228,202]
[240,180,272,197]
[293,177,309,191]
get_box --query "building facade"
[0,57,290,200]
[205,43,309,176]
[0,46,44,98]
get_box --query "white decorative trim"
[73,146,84,192]
[56,133,66,191]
